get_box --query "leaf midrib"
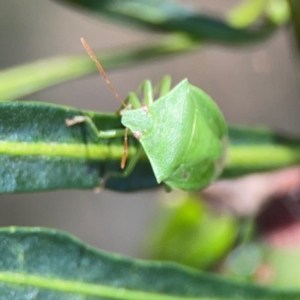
[0,272,203,300]
[0,141,137,160]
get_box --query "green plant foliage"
[144,195,237,270]
[54,0,275,44]
[0,101,156,192]
[227,0,269,28]
[0,102,300,193]
[227,0,289,28]
[0,227,299,299]
[267,0,290,25]
[0,55,93,101]
[287,0,300,51]
[224,126,300,177]
[264,247,300,287]
[0,34,197,101]
[1,0,300,298]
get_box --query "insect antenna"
[80,37,127,108]
[81,37,129,168]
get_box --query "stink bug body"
[66,38,227,191]
[121,79,227,191]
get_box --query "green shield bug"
[66,38,227,191]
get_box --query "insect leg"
[153,75,172,98]
[124,92,141,109]
[115,96,131,114]
[114,145,143,177]
[96,145,144,191]
[66,115,125,138]
[107,145,144,179]
[117,80,154,111]
[135,80,154,106]
[114,89,144,114]
[123,80,154,107]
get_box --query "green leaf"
[0,226,299,299]
[54,0,275,44]
[225,126,300,177]
[0,35,197,101]
[0,55,93,101]
[266,0,290,25]
[1,102,300,193]
[144,195,237,270]
[0,101,156,193]
[287,0,300,52]
[227,0,289,28]
[264,247,300,288]
[227,0,269,28]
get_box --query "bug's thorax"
[120,106,154,139]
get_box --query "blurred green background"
[0,0,299,274]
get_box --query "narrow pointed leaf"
[0,35,197,101]
[1,102,300,193]
[288,0,300,53]
[0,101,156,193]
[0,227,299,299]
[227,0,269,28]
[224,126,300,177]
[54,0,275,45]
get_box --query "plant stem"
[0,34,198,101]
[287,0,300,53]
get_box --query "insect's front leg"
[116,80,155,114]
[136,80,154,106]
[96,145,144,192]
[131,77,172,106]
[127,80,155,107]
[65,115,125,138]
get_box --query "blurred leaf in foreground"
[227,0,269,28]
[0,227,299,299]
[227,0,289,28]
[54,0,275,45]
[0,34,196,101]
[143,194,237,270]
